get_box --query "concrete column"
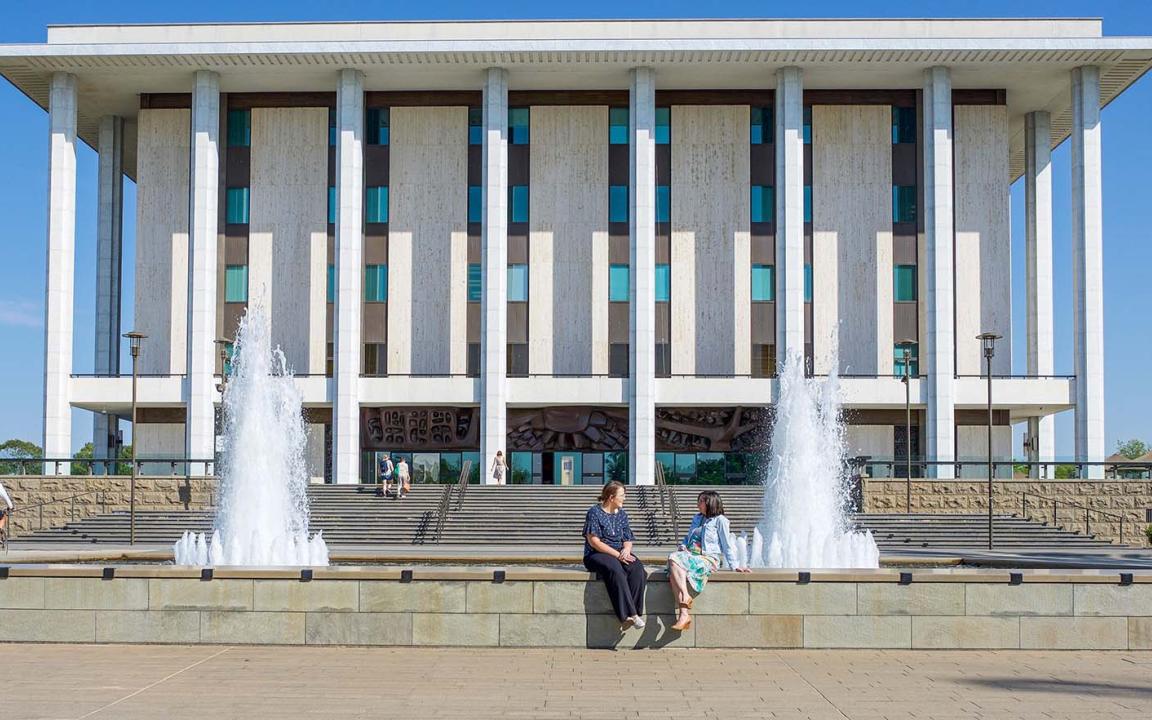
[923,67,956,479]
[481,67,509,484]
[1071,66,1105,478]
[93,115,124,473]
[333,69,365,484]
[629,67,657,486]
[42,72,77,475]
[1024,111,1055,477]
[185,70,220,474]
[774,67,805,364]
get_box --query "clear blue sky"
[0,1,1149,458]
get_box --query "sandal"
[671,612,692,631]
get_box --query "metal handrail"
[0,457,217,477]
[655,462,680,540]
[4,489,108,539]
[431,460,473,543]
[454,459,473,511]
[1020,490,1139,546]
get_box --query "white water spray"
[174,306,329,566]
[747,351,879,569]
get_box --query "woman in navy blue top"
[583,481,647,628]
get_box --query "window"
[609,107,629,145]
[656,185,670,223]
[894,342,919,377]
[509,107,530,145]
[468,186,482,224]
[804,263,812,303]
[366,107,389,145]
[894,265,918,302]
[326,264,335,303]
[223,341,235,376]
[655,343,671,377]
[509,185,529,223]
[468,107,483,145]
[804,185,812,223]
[609,264,629,302]
[227,109,251,147]
[328,187,336,225]
[366,186,388,224]
[803,106,812,144]
[893,186,916,223]
[609,185,628,223]
[363,343,387,375]
[328,108,337,147]
[609,343,629,377]
[892,106,916,144]
[655,107,670,145]
[225,187,249,225]
[224,265,247,303]
[508,264,528,302]
[751,185,773,223]
[507,343,528,376]
[466,343,480,377]
[750,106,772,144]
[751,264,775,302]
[655,263,671,302]
[325,342,333,377]
[365,264,387,302]
[752,344,776,378]
[467,263,481,302]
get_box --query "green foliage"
[1146,524,1152,546]
[1115,438,1149,460]
[0,438,42,474]
[1054,464,1078,480]
[1013,463,1030,477]
[71,442,133,476]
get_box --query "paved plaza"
[2,644,1150,719]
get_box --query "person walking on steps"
[376,454,395,497]
[395,456,411,499]
[491,450,506,485]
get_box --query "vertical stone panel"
[135,108,190,374]
[249,107,328,373]
[954,105,1011,376]
[670,106,750,375]
[811,105,892,375]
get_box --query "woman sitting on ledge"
[667,490,750,631]
[583,481,647,629]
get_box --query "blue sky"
[0,1,1149,458]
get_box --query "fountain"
[174,306,328,566]
[745,350,880,569]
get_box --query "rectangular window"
[893,186,916,223]
[609,264,629,302]
[225,187,249,225]
[509,185,529,223]
[366,186,388,224]
[466,343,480,377]
[655,263,671,302]
[609,343,629,377]
[328,108,336,147]
[326,264,335,303]
[803,106,812,145]
[468,107,483,145]
[326,342,333,377]
[507,343,529,376]
[509,107,530,145]
[894,343,920,377]
[892,106,916,144]
[894,264,918,302]
[467,263,482,302]
[751,264,775,302]
[366,107,389,145]
[365,264,388,302]
[224,265,248,303]
[468,186,482,224]
[655,343,671,377]
[804,185,812,223]
[363,343,387,375]
[508,264,528,302]
[609,185,628,223]
[327,186,336,225]
[804,263,813,303]
[751,185,774,223]
[655,107,670,145]
[609,107,629,145]
[750,106,772,144]
[655,185,670,223]
[751,344,776,378]
[227,109,251,147]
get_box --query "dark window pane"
[655,343,671,377]
[509,107,530,145]
[609,185,628,223]
[893,264,917,302]
[363,343,387,375]
[366,107,390,145]
[609,343,629,377]
[655,107,670,145]
[752,344,776,378]
[893,186,917,223]
[227,109,250,147]
[609,107,629,145]
[467,343,480,377]
[507,343,528,377]
[467,263,482,302]
[892,106,916,144]
[468,107,483,145]
[751,185,774,223]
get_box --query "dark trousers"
[584,553,646,621]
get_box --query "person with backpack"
[376,453,395,497]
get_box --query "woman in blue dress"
[583,481,647,629]
[667,490,750,630]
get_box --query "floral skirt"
[668,547,721,593]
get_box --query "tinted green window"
[751,106,772,144]
[655,107,670,145]
[365,265,387,302]
[509,185,529,223]
[803,106,812,144]
[467,263,481,302]
[609,264,629,302]
[227,109,250,147]
[892,106,916,144]
[224,265,248,303]
[468,186,482,224]
[508,264,528,302]
[894,264,918,302]
[655,263,670,302]
[609,107,629,145]
[366,186,388,224]
[804,185,812,223]
[609,185,628,223]
[655,185,670,223]
[468,107,483,145]
[894,343,920,377]
[366,107,389,145]
[751,185,774,223]
[328,108,336,147]
[225,187,249,225]
[509,107,530,145]
[804,263,813,303]
[751,264,775,302]
[326,264,335,303]
[327,186,336,225]
[893,186,916,223]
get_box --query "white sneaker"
[629,615,646,628]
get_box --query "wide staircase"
[14,484,1122,550]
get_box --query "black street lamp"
[123,330,146,545]
[897,339,918,513]
[977,332,1002,550]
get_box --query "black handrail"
[1020,490,1139,546]
[1,457,217,477]
[5,489,108,539]
[655,462,680,540]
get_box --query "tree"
[1115,439,1149,460]
[0,438,42,475]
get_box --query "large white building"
[1,18,1143,484]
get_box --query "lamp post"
[977,332,1002,550]
[214,338,231,477]
[123,331,146,545]
[897,339,918,513]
